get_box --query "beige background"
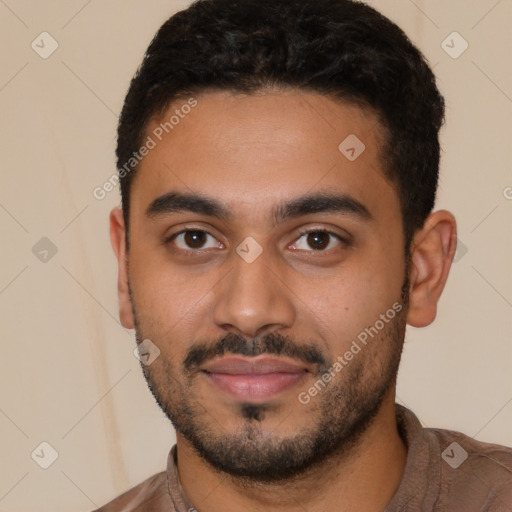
[0,0,511,510]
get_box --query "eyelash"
[164,228,350,255]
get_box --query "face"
[123,89,409,481]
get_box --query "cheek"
[130,251,224,329]
[293,250,404,349]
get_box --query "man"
[99,0,512,510]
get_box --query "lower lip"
[204,371,307,401]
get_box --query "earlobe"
[406,210,457,328]
[109,207,135,329]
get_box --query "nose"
[212,249,296,338]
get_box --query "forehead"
[130,89,398,226]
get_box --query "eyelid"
[294,226,351,241]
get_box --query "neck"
[175,388,406,512]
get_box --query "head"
[110,0,457,482]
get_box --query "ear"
[110,207,135,329]
[406,210,457,328]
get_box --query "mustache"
[183,332,328,375]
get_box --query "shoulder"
[92,470,174,512]
[428,427,512,510]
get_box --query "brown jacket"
[94,405,512,511]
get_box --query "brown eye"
[169,230,221,251]
[291,230,345,252]
[306,232,330,250]
[184,231,208,248]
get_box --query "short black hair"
[116,0,444,251]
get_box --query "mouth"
[201,355,309,402]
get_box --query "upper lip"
[201,356,308,375]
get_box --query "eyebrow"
[145,191,372,224]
